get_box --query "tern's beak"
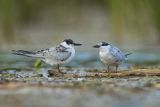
[93,45,100,48]
[73,42,82,46]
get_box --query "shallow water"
[0,51,160,69]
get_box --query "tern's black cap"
[63,39,74,45]
[101,42,109,46]
[63,39,82,46]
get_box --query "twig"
[49,69,160,78]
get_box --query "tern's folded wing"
[110,46,125,60]
[44,46,72,61]
[54,51,72,61]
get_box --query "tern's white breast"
[99,46,119,65]
[63,47,75,64]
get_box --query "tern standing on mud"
[93,42,131,72]
[12,39,82,73]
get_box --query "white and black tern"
[12,39,82,73]
[93,42,131,72]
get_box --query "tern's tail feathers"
[12,50,42,58]
[125,53,132,57]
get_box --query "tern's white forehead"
[97,42,103,46]
[61,41,68,46]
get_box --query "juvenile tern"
[12,39,82,73]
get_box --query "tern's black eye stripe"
[102,42,109,46]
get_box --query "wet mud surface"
[0,68,160,107]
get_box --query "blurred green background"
[0,0,159,51]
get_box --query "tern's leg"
[57,64,62,74]
[115,64,118,73]
[107,65,110,72]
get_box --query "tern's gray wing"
[110,46,125,61]
[54,45,72,61]
[43,45,72,61]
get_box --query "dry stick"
[49,69,160,78]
